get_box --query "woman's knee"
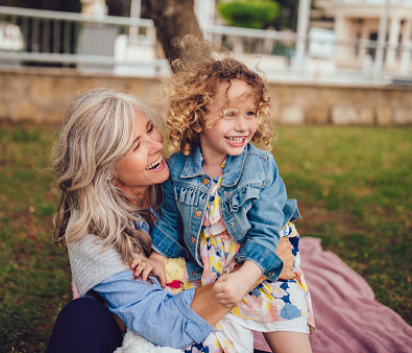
[46,298,123,353]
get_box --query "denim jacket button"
[192,270,198,276]
[268,271,274,277]
[223,191,227,196]
[195,210,201,217]
[191,237,195,244]
[202,178,208,185]
[230,222,235,227]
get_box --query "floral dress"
[184,159,315,353]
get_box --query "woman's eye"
[133,142,141,152]
[147,123,154,134]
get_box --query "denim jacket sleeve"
[151,173,189,259]
[235,153,286,281]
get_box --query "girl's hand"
[214,271,248,308]
[214,261,263,308]
[130,255,167,288]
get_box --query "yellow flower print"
[230,306,241,316]
[209,256,223,273]
[297,281,308,292]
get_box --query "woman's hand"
[276,237,297,281]
[130,253,167,288]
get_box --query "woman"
[46,89,294,352]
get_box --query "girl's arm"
[213,237,296,307]
[235,153,289,283]
[192,261,271,323]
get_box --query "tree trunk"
[147,0,204,67]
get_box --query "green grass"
[0,124,411,352]
[273,126,412,324]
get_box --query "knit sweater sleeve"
[67,227,129,297]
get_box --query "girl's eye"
[222,110,235,119]
[245,111,256,118]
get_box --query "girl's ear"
[193,125,203,133]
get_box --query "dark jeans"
[46,297,123,353]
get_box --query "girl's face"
[198,79,258,164]
[115,109,169,197]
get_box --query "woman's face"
[115,109,169,197]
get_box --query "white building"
[316,0,412,73]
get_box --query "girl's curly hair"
[166,36,272,156]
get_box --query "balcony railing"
[0,5,411,85]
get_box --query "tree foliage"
[217,0,280,29]
[0,0,81,12]
[273,0,299,30]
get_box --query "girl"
[135,43,315,353]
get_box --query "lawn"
[0,123,411,352]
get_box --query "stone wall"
[0,67,166,124]
[269,83,412,126]
[1,66,412,125]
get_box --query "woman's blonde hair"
[52,89,163,264]
[166,36,272,156]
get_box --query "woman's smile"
[146,156,165,171]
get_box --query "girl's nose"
[235,116,248,132]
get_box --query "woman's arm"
[190,283,230,325]
[94,271,217,349]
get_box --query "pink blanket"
[254,237,412,353]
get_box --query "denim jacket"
[151,144,301,282]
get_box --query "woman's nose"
[147,135,164,154]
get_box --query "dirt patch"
[298,205,358,234]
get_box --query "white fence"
[1,5,411,85]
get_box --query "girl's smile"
[225,136,248,147]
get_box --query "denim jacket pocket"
[224,187,261,236]
[174,185,200,207]
[228,187,261,213]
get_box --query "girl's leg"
[263,331,312,353]
[46,297,123,353]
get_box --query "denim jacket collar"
[179,145,247,187]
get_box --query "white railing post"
[374,0,389,74]
[400,41,412,75]
[294,0,310,73]
[386,14,400,70]
[129,0,142,45]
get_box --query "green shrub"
[217,0,280,29]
